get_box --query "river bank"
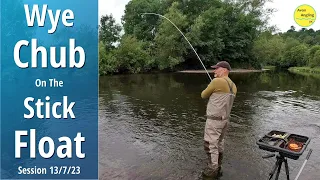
[288,67,320,78]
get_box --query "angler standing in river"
[201,61,237,179]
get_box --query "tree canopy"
[254,27,320,68]
[99,0,319,75]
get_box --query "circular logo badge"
[294,4,316,27]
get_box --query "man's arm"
[201,79,218,99]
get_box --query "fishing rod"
[140,12,212,82]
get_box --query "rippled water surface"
[99,71,320,180]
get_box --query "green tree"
[99,0,281,75]
[171,0,223,23]
[309,50,320,68]
[99,41,119,75]
[99,14,122,52]
[308,45,320,65]
[287,26,296,33]
[187,5,225,66]
[187,0,267,68]
[220,4,263,67]
[236,0,276,31]
[122,0,166,41]
[252,34,285,66]
[315,35,320,45]
[154,2,189,70]
[284,37,300,50]
[113,35,153,73]
[282,44,308,67]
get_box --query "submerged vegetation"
[99,0,320,76]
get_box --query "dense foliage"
[253,26,320,68]
[99,0,319,75]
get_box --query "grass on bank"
[288,66,320,78]
[262,65,276,70]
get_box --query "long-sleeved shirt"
[201,76,237,99]
[201,76,237,120]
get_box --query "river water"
[98,70,320,180]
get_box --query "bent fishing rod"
[140,12,212,82]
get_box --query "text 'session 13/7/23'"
[17,166,81,175]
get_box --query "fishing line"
[140,12,212,81]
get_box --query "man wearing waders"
[201,61,237,178]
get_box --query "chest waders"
[203,78,236,178]
[223,78,235,119]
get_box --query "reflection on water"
[99,71,320,180]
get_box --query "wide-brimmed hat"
[211,61,231,71]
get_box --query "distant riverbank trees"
[98,0,319,76]
[253,26,320,69]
